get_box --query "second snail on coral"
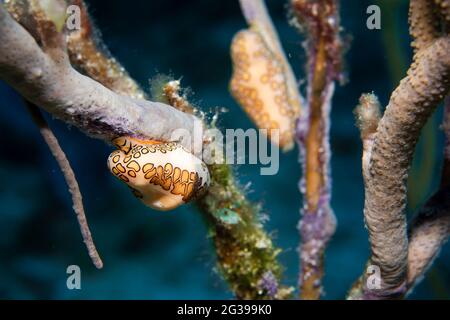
[230,28,301,151]
[108,136,210,211]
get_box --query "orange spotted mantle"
[230,29,301,151]
[107,136,210,211]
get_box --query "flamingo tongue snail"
[107,136,210,211]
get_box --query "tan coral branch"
[363,36,450,297]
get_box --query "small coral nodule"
[108,136,210,211]
[354,93,381,140]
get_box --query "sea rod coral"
[0,0,449,300]
[349,0,450,299]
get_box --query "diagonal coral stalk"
[348,1,450,299]
[361,18,450,301]
[356,39,450,299]
[291,0,343,300]
[349,96,450,299]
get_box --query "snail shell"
[230,29,301,151]
[107,137,210,211]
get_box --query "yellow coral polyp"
[108,137,210,211]
[230,29,301,151]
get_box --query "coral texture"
[349,0,450,299]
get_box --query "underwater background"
[0,0,449,299]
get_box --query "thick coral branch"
[409,0,441,54]
[350,94,450,302]
[348,0,450,300]
[0,3,200,149]
[291,0,343,300]
[361,37,450,298]
[25,101,103,269]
